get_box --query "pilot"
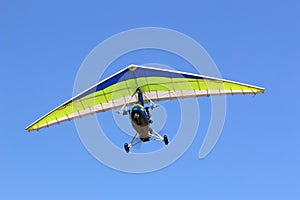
[145,107,153,123]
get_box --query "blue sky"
[1,0,299,199]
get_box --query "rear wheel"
[163,135,169,145]
[124,143,130,153]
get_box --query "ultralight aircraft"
[26,65,264,152]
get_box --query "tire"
[124,143,130,153]
[163,135,169,145]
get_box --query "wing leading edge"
[26,64,264,131]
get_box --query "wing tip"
[25,126,32,132]
[25,124,39,132]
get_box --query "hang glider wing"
[26,64,264,131]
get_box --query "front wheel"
[163,135,169,145]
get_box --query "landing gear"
[163,135,169,145]
[123,133,141,153]
[124,143,130,153]
[123,130,169,153]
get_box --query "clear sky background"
[1,0,299,199]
